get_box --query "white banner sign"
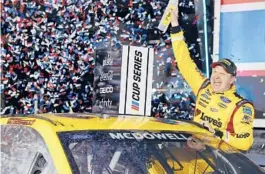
[119,46,153,116]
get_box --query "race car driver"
[168,6,255,151]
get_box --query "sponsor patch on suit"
[198,101,207,108]
[218,102,227,109]
[241,115,252,124]
[201,94,210,100]
[210,108,218,112]
[220,96,231,103]
[199,98,209,104]
[243,106,252,115]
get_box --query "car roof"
[1,113,238,153]
[1,113,208,133]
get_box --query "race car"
[1,113,264,174]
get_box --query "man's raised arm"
[170,7,206,95]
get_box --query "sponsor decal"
[201,93,210,100]
[71,134,92,140]
[131,50,142,111]
[205,89,211,96]
[100,86,113,94]
[220,59,231,66]
[194,109,202,116]
[210,108,218,112]
[220,96,231,103]
[218,102,227,109]
[241,115,252,124]
[109,132,188,140]
[99,98,112,108]
[198,101,206,108]
[200,113,222,128]
[100,70,113,81]
[236,133,250,139]
[200,98,209,104]
[7,118,35,125]
[243,107,252,115]
[131,100,139,111]
[102,54,113,66]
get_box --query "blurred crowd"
[1,0,198,118]
[152,92,195,119]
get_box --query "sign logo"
[131,50,142,111]
[131,100,139,111]
[99,98,112,108]
[100,86,113,94]
[103,54,113,66]
[119,45,153,116]
[100,70,113,81]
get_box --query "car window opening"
[27,152,47,174]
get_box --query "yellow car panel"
[1,114,264,174]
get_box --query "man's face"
[210,66,235,93]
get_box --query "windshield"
[58,131,264,174]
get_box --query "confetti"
[1,0,199,118]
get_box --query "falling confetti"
[192,15,199,25]
[1,0,201,118]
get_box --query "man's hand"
[200,121,224,139]
[170,3,179,27]
[187,137,206,151]
[200,120,215,133]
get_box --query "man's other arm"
[225,103,255,151]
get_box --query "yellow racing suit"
[170,27,255,151]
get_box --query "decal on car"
[7,118,35,125]
[108,132,189,140]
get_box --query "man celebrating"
[169,7,255,151]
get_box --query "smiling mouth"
[213,82,221,86]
